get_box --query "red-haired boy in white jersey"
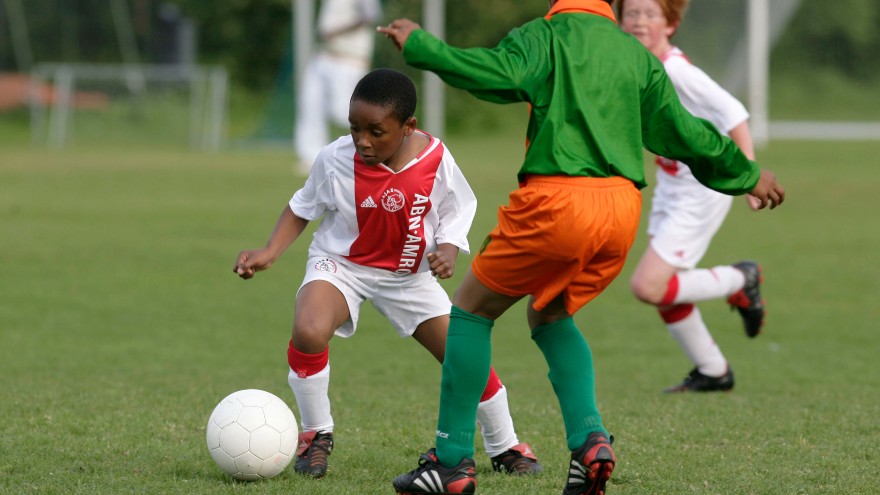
[621,0,766,392]
[233,68,541,478]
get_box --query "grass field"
[1,116,879,494]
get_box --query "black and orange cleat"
[563,432,616,495]
[727,260,765,338]
[294,430,333,478]
[392,448,476,494]
[490,442,543,475]
[664,367,735,393]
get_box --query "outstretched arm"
[727,121,765,210]
[377,18,420,51]
[233,206,309,279]
[728,121,784,210]
[379,18,546,104]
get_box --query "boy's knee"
[291,321,332,353]
[630,276,665,305]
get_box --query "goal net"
[673,0,880,142]
[1,0,229,150]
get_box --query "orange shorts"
[471,175,642,315]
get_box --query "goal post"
[748,0,880,141]
[747,0,770,147]
[421,0,446,138]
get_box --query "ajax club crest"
[381,188,406,212]
[314,258,338,273]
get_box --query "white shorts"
[647,170,733,269]
[297,256,452,338]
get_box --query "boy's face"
[620,0,675,58]
[348,100,415,167]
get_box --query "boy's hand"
[377,18,421,52]
[233,249,275,279]
[749,169,785,209]
[744,193,762,211]
[427,251,455,279]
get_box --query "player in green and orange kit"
[379,1,784,494]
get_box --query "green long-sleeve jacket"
[402,12,759,193]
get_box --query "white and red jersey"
[290,131,477,275]
[655,47,750,180]
[648,48,745,268]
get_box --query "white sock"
[666,307,728,377]
[674,266,745,303]
[476,386,519,458]
[287,364,334,433]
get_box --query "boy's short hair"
[351,69,417,124]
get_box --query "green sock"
[435,305,493,467]
[531,317,607,451]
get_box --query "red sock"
[287,340,329,378]
[659,304,695,324]
[480,366,503,402]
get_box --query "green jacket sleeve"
[402,27,549,105]
[640,58,760,195]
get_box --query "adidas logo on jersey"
[360,196,377,208]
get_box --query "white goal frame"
[745,0,879,143]
[28,63,229,150]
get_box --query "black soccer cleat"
[490,442,543,475]
[563,432,616,495]
[727,260,765,338]
[664,367,735,393]
[392,448,477,494]
[294,430,333,478]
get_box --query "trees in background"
[774,0,880,80]
[1,0,877,90]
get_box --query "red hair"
[617,0,690,28]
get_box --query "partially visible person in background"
[295,0,383,174]
[620,0,767,393]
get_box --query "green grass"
[1,113,879,494]
[769,67,880,121]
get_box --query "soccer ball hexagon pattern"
[206,389,298,480]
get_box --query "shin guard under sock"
[531,317,606,450]
[435,306,493,467]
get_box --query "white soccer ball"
[206,389,298,480]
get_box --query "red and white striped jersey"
[656,47,750,179]
[290,131,477,275]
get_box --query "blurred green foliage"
[171,0,291,89]
[1,0,877,135]
[773,0,880,80]
[3,0,879,90]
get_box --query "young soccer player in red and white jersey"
[233,69,541,479]
[620,0,766,393]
